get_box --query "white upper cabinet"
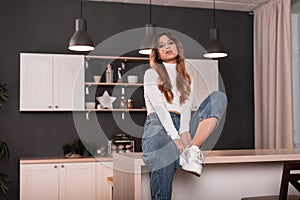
[185,59,219,110]
[20,53,53,110]
[20,53,84,111]
[53,54,84,111]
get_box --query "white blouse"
[143,62,194,140]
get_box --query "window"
[292,1,300,148]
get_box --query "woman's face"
[157,35,178,64]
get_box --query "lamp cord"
[80,0,83,19]
[213,0,216,28]
[150,0,152,24]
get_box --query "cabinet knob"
[55,105,59,109]
[48,105,52,109]
[61,165,64,168]
[54,165,58,168]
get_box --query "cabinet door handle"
[54,165,58,168]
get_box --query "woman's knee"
[210,91,227,106]
[208,91,227,119]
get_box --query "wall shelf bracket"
[85,58,89,69]
[85,86,90,95]
[86,111,90,120]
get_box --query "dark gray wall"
[0,0,253,199]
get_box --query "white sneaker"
[179,147,188,166]
[182,146,204,177]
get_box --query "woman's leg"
[189,91,227,147]
[142,113,180,199]
[143,130,179,199]
[190,117,218,147]
[180,91,227,176]
[149,162,178,200]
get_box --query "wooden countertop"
[20,156,113,164]
[113,148,300,166]
[20,148,300,165]
[203,148,300,164]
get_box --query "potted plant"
[0,141,9,195]
[62,142,72,156]
[62,138,88,157]
[0,83,8,108]
[0,83,9,195]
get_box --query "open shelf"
[85,82,143,87]
[84,55,148,120]
[85,108,147,112]
[85,55,149,61]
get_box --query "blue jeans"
[142,91,227,200]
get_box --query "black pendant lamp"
[203,0,227,59]
[68,0,95,52]
[139,0,156,55]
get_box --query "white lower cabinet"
[20,162,96,200]
[96,162,113,200]
[20,163,59,200]
[59,163,96,200]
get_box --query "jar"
[105,64,113,83]
[120,96,127,109]
[127,99,133,109]
[96,145,106,157]
[111,133,133,153]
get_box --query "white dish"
[85,102,96,109]
[127,75,138,83]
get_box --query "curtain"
[253,0,293,149]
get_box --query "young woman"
[142,32,227,200]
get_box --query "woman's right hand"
[173,139,185,154]
[180,132,192,147]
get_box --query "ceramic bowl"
[127,75,138,83]
[93,76,101,83]
[85,102,96,109]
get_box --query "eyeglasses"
[157,40,175,49]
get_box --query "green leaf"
[0,173,9,194]
[0,142,9,159]
[0,83,8,108]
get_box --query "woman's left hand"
[180,132,192,148]
[173,139,185,153]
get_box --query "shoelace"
[190,149,203,161]
[198,151,204,160]
[190,149,204,165]
[198,151,206,166]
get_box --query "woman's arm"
[144,69,180,140]
[179,78,194,134]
